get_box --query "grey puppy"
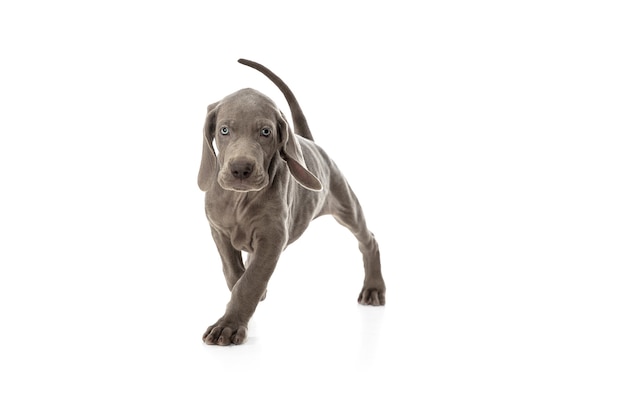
[198,59,386,345]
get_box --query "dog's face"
[212,90,283,192]
[198,88,322,193]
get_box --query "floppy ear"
[278,111,322,191]
[198,102,220,191]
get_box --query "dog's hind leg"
[327,171,386,306]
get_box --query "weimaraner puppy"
[198,59,386,345]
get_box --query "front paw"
[358,285,386,306]
[202,319,248,346]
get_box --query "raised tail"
[238,59,314,141]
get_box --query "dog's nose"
[230,161,254,179]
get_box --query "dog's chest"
[205,195,269,253]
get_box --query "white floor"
[1,1,625,416]
[2,210,624,416]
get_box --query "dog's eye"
[220,126,229,135]
[260,128,271,137]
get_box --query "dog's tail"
[238,58,314,141]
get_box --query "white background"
[1,0,625,415]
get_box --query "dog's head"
[198,88,322,193]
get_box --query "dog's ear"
[198,102,220,191]
[277,111,322,191]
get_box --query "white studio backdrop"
[1,1,625,416]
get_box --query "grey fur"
[199,59,385,345]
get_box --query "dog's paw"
[202,320,248,346]
[358,286,386,306]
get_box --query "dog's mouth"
[217,156,269,192]
[218,177,268,192]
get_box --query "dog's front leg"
[210,226,245,291]
[203,237,284,346]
